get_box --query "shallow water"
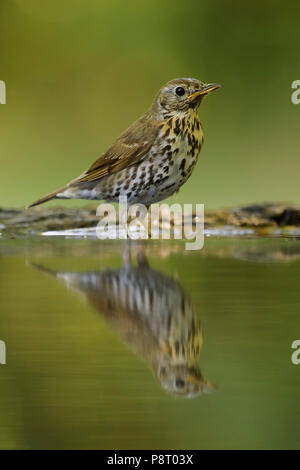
[0,236,300,449]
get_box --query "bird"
[31,246,215,398]
[28,78,220,209]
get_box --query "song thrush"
[31,247,215,397]
[28,78,220,208]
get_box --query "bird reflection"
[32,246,215,398]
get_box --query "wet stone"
[0,202,300,238]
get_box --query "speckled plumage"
[31,250,215,397]
[28,78,219,208]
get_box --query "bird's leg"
[145,204,151,238]
[122,239,132,268]
[136,247,149,268]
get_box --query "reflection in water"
[32,247,214,398]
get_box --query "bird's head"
[156,363,216,398]
[152,77,220,117]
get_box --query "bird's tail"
[27,185,67,209]
[27,262,58,278]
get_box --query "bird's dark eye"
[175,87,185,96]
[175,378,185,388]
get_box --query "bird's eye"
[175,378,185,388]
[175,87,185,96]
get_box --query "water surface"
[0,237,300,449]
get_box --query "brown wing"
[27,112,160,208]
[75,111,159,184]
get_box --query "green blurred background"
[0,0,299,209]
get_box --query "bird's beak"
[187,83,221,100]
[187,373,217,393]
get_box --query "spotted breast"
[86,110,204,205]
